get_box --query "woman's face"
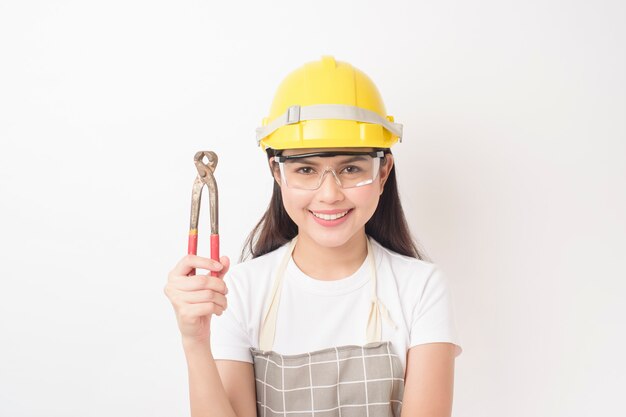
[270,147,394,249]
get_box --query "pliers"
[188,151,220,276]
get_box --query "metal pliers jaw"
[188,151,220,276]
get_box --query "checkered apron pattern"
[250,236,405,417]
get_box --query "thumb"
[217,255,231,279]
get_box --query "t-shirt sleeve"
[209,273,254,363]
[409,266,463,357]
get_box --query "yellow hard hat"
[256,56,403,151]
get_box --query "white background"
[1,1,625,416]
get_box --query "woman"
[165,56,463,417]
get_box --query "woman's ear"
[378,153,394,193]
[268,157,281,187]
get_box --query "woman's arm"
[165,253,256,416]
[183,340,257,417]
[401,342,457,417]
[215,359,257,417]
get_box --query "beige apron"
[250,236,405,417]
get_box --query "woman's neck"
[291,231,368,281]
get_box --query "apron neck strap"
[259,237,297,351]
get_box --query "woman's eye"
[342,165,361,174]
[296,166,316,175]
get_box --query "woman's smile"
[308,208,353,226]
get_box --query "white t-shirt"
[210,237,463,374]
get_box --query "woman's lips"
[309,209,353,226]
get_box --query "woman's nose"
[316,170,345,203]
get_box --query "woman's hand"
[164,255,231,346]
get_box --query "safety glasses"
[273,151,386,190]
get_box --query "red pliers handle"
[187,151,220,276]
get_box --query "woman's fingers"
[171,289,228,309]
[169,274,228,293]
[170,254,225,278]
[165,260,229,308]
[177,303,225,323]
[164,255,232,341]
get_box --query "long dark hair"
[240,150,430,262]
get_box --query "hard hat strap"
[256,104,403,146]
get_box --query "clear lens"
[278,154,382,190]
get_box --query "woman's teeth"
[311,210,350,220]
